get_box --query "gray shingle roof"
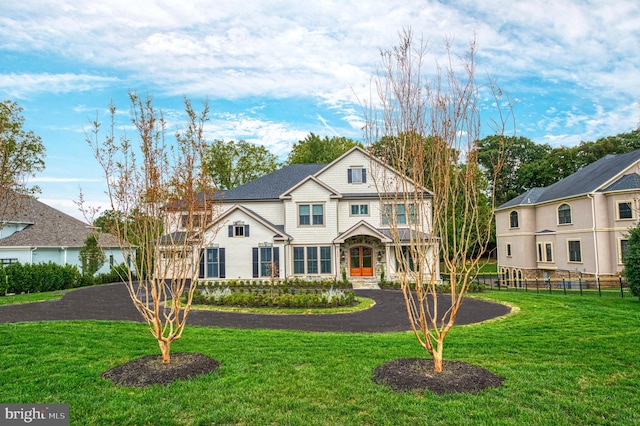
[0,194,122,248]
[599,173,640,193]
[498,149,640,209]
[221,163,327,201]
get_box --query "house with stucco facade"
[495,149,640,286]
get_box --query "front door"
[350,246,374,277]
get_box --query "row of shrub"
[198,277,350,290]
[192,286,356,308]
[379,279,486,292]
[0,262,135,296]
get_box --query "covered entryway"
[350,245,374,277]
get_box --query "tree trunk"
[159,339,172,364]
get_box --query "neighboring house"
[0,193,127,273]
[495,149,640,285]
[161,146,439,283]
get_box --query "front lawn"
[1,292,638,425]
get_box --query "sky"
[1,0,639,221]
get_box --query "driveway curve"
[0,283,511,332]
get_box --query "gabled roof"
[207,204,292,241]
[279,175,341,199]
[600,173,640,193]
[498,149,640,209]
[498,187,546,209]
[221,164,327,201]
[0,194,121,248]
[333,220,392,244]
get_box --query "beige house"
[495,149,640,285]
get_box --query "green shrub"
[1,262,82,294]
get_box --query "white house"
[163,146,439,284]
[495,149,640,285]
[0,192,127,273]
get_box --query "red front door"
[350,246,374,277]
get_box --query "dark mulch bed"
[102,352,221,387]
[372,358,505,395]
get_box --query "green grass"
[1,292,639,425]
[0,289,67,305]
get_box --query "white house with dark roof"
[495,149,640,284]
[162,146,439,284]
[0,193,127,273]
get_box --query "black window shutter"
[362,168,367,183]
[347,168,352,183]
[245,224,250,237]
[228,225,233,237]
[219,248,226,278]
[252,248,259,278]
[273,247,280,276]
[198,249,205,279]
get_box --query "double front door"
[350,246,373,277]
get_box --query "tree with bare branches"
[363,30,510,373]
[85,93,218,364]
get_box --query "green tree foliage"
[478,135,551,206]
[0,100,46,219]
[480,129,640,207]
[623,223,640,298]
[79,233,106,277]
[287,133,362,164]
[207,139,279,189]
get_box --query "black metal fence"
[472,273,631,298]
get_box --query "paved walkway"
[0,283,511,332]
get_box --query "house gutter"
[588,193,599,278]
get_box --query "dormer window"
[348,167,366,184]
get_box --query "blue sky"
[1,0,639,220]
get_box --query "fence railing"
[468,273,630,297]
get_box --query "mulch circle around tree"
[372,358,505,395]
[102,352,221,387]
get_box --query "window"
[558,204,572,225]
[350,203,369,216]
[0,258,18,266]
[509,211,519,228]
[545,243,553,263]
[620,239,629,264]
[299,204,324,226]
[181,214,202,228]
[348,167,366,184]
[382,203,417,225]
[506,243,512,257]
[538,242,554,262]
[618,201,633,220]
[198,248,226,279]
[252,246,280,278]
[568,240,582,262]
[292,246,332,275]
[228,223,250,238]
[396,246,418,272]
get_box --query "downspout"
[61,246,68,265]
[588,193,599,278]
[30,246,37,263]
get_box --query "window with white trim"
[619,238,629,264]
[350,203,369,216]
[382,203,417,225]
[298,204,324,226]
[293,246,332,274]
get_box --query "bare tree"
[85,93,218,364]
[363,30,510,372]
